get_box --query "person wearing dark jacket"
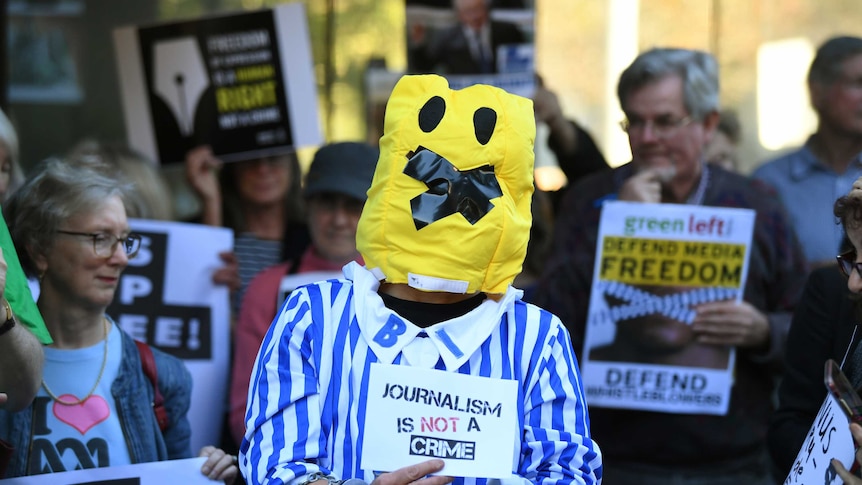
[534,47,807,485]
[768,264,858,478]
[409,0,525,75]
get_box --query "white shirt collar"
[344,262,522,370]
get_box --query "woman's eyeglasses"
[837,250,862,279]
[56,231,142,259]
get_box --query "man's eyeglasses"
[837,250,862,279]
[57,231,142,259]
[619,116,694,138]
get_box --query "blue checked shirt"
[240,262,602,485]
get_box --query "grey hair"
[0,108,24,202]
[808,36,862,85]
[4,156,135,277]
[617,47,720,120]
[67,139,174,221]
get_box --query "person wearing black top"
[768,264,859,477]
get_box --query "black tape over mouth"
[403,146,502,230]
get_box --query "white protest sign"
[361,363,518,479]
[784,395,856,484]
[106,219,232,454]
[0,457,210,484]
[582,201,756,415]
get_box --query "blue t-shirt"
[29,323,131,474]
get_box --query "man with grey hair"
[534,47,806,484]
[753,35,862,268]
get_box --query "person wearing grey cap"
[227,141,379,446]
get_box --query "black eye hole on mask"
[417,95,497,147]
[473,107,497,145]
[419,96,446,133]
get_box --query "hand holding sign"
[833,422,862,484]
[361,364,518,479]
[185,145,224,227]
[198,445,238,484]
[212,251,241,292]
[371,459,454,485]
[691,299,770,348]
[783,379,856,484]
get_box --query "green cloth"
[0,212,51,344]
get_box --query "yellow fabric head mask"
[356,74,535,295]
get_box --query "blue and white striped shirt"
[240,262,602,485]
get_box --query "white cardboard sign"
[784,395,856,485]
[361,363,518,479]
[581,201,756,415]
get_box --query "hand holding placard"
[361,363,518,479]
[833,422,862,484]
[783,395,854,484]
[369,459,453,485]
[782,361,861,485]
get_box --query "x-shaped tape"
[403,147,502,230]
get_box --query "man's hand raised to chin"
[618,166,677,203]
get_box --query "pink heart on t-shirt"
[53,395,110,435]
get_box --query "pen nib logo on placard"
[153,37,209,136]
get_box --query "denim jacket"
[0,323,193,477]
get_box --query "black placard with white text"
[114,3,320,164]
